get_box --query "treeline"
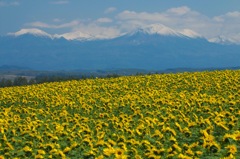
[0,77,35,88]
[0,74,123,88]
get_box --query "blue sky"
[1,0,240,43]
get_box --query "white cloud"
[115,6,240,44]
[19,6,240,44]
[104,7,117,14]
[24,19,120,40]
[57,31,92,40]
[50,0,69,5]
[96,18,112,23]
[117,6,207,27]
[166,6,191,15]
[68,23,121,40]
[213,16,224,22]
[117,10,167,22]
[58,26,121,40]
[226,11,240,18]
[211,11,240,43]
[28,22,51,28]
[214,11,240,22]
[116,7,209,34]
[26,20,80,29]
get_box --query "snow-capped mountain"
[8,28,53,39]
[209,36,240,45]
[55,31,95,41]
[7,28,95,41]
[6,25,237,45]
[1,28,240,71]
[126,24,201,39]
[6,24,201,42]
[8,28,121,41]
[179,29,201,38]
[137,24,182,36]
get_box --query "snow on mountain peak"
[179,29,201,38]
[55,31,94,41]
[143,24,181,36]
[8,28,53,38]
[132,24,201,39]
[208,36,240,45]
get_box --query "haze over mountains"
[1,24,240,71]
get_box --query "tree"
[13,77,28,86]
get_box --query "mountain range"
[0,24,240,71]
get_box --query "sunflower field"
[0,70,239,159]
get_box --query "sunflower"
[58,150,66,158]
[70,142,78,149]
[195,151,203,156]
[172,143,182,152]
[103,147,115,157]
[147,154,161,159]
[95,155,104,159]
[185,148,194,156]
[6,142,14,150]
[223,153,235,159]
[136,128,143,136]
[114,148,128,159]
[225,145,237,154]
[169,135,177,143]
[164,126,177,136]
[151,130,163,139]
[118,142,127,151]
[49,149,58,154]
[189,142,199,149]
[2,134,7,141]
[99,113,104,118]
[23,146,32,152]
[63,146,71,153]
[35,154,44,159]
[84,150,96,158]
[232,131,240,141]
[145,147,164,157]
[108,139,117,147]
[178,154,192,159]
[135,155,143,159]
[175,122,183,132]
[37,149,46,155]
[223,133,235,142]
[117,135,126,143]
[96,139,105,146]
[217,122,229,131]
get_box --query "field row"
[0,70,239,158]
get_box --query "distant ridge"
[1,29,240,71]
[0,65,239,76]
[5,24,234,44]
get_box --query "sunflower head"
[115,148,125,156]
[225,145,237,154]
[103,147,115,157]
[233,131,240,141]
